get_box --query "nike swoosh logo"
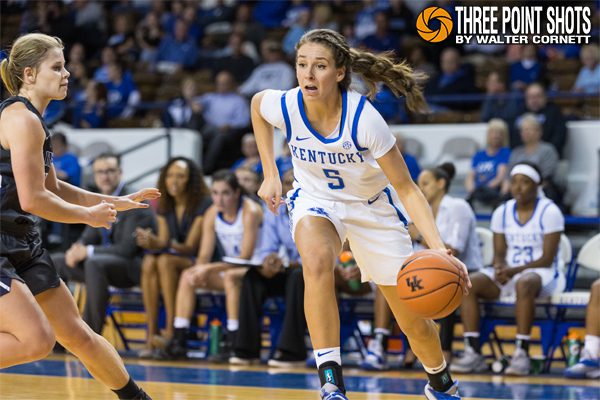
[296,136,311,141]
[317,350,334,357]
[367,195,380,205]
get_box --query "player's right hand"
[87,200,117,229]
[258,176,283,215]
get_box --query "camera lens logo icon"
[416,7,453,43]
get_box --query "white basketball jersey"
[491,197,564,274]
[215,204,244,257]
[260,88,397,201]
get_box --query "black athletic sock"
[466,336,481,353]
[173,327,187,346]
[113,377,141,399]
[318,361,346,394]
[426,365,454,393]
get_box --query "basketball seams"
[396,280,460,300]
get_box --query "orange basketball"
[396,250,464,319]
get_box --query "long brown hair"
[1,33,64,95]
[295,29,428,113]
[157,157,210,216]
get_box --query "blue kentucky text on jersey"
[289,144,365,166]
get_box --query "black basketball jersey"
[0,96,54,231]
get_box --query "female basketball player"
[251,29,471,400]
[0,33,159,399]
[161,170,262,359]
[451,162,565,376]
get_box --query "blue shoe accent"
[424,380,460,400]
[320,389,349,400]
[360,351,388,371]
[564,358,600,379]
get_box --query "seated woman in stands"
[451,162,565,376]
[135,157,211,358]
[465,118,511,209]
[158,170,263,359]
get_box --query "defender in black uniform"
[0,33,159,399]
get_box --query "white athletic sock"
[314,346,341,368]
[374,328,391,336]
[584,335,600,358]
[174,317,190,329]
[423,359,447,374]
[227,319,239,332]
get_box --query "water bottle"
[209,319,223,357]
[339,251,361,291]
[567,332,581,367]
[492,355,510,373]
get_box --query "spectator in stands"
[180,3,202,42]
[163,77,204,131]
[229,169,306,366]
[388,0,414,36]
[232,3,265,50]
[394,133,421,182]
[160,170,263,360]
[362,163,482,370]
[252,0,289,29]
[466,119,511,208]
[51,132,81,187]
[407,46,437,82]
[155,19,199,73]
[354,0,381,40]
[51,153,156,334]
[231,133,261,172]
[211,32,256,84]
[105,61,140,119]
[66,61,88,103]
[564,279,600,379]
[93,46,117,84]
[135,11,164,66]
[239,39,296,97]
[235,166,262,201]
[425,47,478,111]
[136,158,211,358]
[503,114,560,202]
[282,7,311,58]
[511,83,567,157]
[72,80,108,129]
[361,11,399,54]
[198,70,251,174]
[309,3,338,31]
[481,71,520,123]
[107,14,136,62]
[509,44,543,92]
[573,44,600,94]
[68,42,86,65]
[451,162,565,376]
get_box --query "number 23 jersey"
[491,197,564,271]
[260,88,396,202]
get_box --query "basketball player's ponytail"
[296,29,429,114]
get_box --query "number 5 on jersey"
[323,168,345,190]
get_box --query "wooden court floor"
[0,354,599,399]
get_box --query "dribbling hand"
[258,176,283,215]
[434,248,472,294]
[88,200,117,229]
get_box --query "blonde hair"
[519,113,542,133]
[295,29,428,113]
[0,33,64,96]
[487,118,509,146]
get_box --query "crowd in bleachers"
[1,0,599,379]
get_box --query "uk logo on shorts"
[308,207,330,218]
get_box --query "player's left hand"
[440,248,472,294]
[113,188,161,211]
